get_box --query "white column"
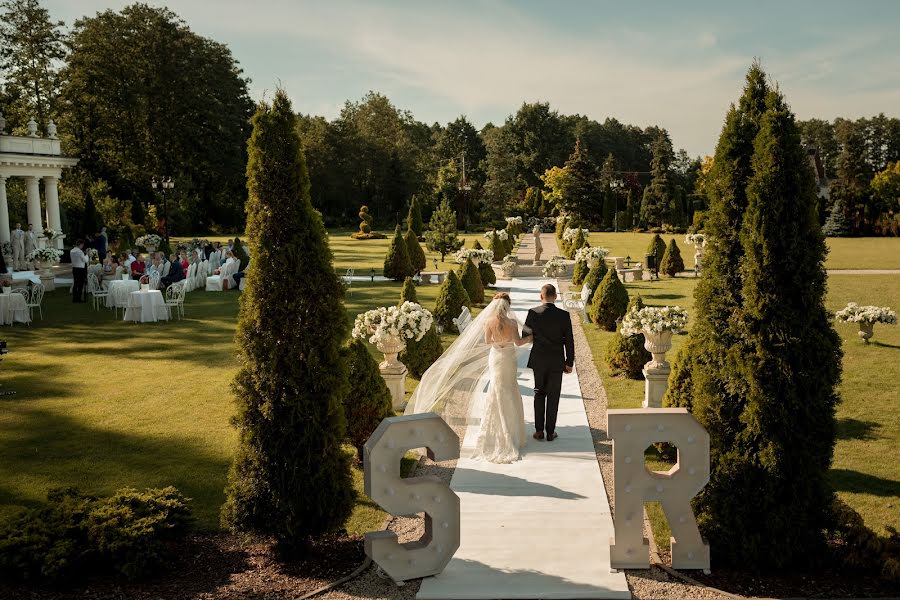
[44,175,63,248]
[25,176,43,232]
[0,176,9,245]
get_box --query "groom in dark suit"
[523,283,574,442]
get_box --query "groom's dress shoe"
[533,431,544,440]
[547,432,558,442]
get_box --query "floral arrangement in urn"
[574,246,610,265]
[454,248,493,265]
[542,256,567,278]
[135,234,162,249]
[621,305,689,336]
[484,229,509,242]
[562,227,589,242]
[26,247,63,263]
[352,301,434,348]
[835,302,896,343]
[42,227,62,239]
[684,233,707,247]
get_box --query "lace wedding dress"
[470,341,526,463]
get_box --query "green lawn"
[586,232,900,271]
[578,272,900,543]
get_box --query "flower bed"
[835,303,896,325]
[621,305,688,336]
[352,302,434,346]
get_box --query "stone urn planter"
[145,245,157,253]
[643,329,673,369]
[499,261,517,279]
[857,321,874,343]
[375,335,408,411]
[375,336,406,369]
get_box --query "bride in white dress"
[405,292,532,464]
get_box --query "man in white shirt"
[70,239,90,303]
[11,223,25,271]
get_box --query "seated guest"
[160,255,184,289]
[179,251,189,272]
[214,250,236,275]
[203,243,214,261]
[130,253,146,279]
[101,255,118,283]
[124,250,136,269]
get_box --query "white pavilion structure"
[0,114,79,251]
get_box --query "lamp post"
[151,177,174,246]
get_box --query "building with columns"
[0,115,79,251]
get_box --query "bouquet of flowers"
[135,234,162,248]
[26,247,63,263]
[455,248,494,265]
[684,233,707,247]
[42,227,62,239]
[562,227,589,242]
[834,303,897,325]
[542,256,567,278]
[87,248,99,262]
[505,216,523,226]
[621,305,689,336]
[574,246,610,264]
[352,302,435,347]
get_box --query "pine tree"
[589,269,629,330]
[822,196,852,237]
[434,270,470,329]
[400,324,443,378]
[425,199,463,261]
[478,257,496,287]
[221,90,353,550]
[407,195,424,237]
[640,131,675,227]
[560,139,603,222]
[606,295,651,378]
[384,224,413,280]
[659,238,685,276]
[400,276,417,304]
[459,257,484,305]
[405,228,426,271]
[342,339,394,463]
[572,259,588,285]
[582,260,608,305]
[624,188,637,230]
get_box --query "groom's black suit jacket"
[524,303,574,372]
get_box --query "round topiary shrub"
[383,224,414,281]
[401,323,443,378]
[572,259,588,285]
[589,268,629,331]
[459,257,484,305]
[342,338,394,462]
[400,276,417,304]
[660,238,685,276]
[605,295,651,378]
[583,260,608,305]
[405,228,426,272]
[434,270,470,329]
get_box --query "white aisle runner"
[417,278,630,600]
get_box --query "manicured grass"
[579,272,900,544]
[586,231,900,271]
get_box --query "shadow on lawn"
[0,405,231,527]
[830,468,900,497]
[835,417,880,441]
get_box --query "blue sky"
[45,0,900,156]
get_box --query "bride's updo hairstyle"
[492,292,513,334]
[493,292,511,304]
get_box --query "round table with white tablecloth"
[0,292,30,325]
[106,278,140,307]
[123,289,169,323]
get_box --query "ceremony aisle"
[417,276,630,600]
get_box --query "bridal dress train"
[471,343,526,464]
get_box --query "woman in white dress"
[406,292,532,464]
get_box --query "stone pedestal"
[642,364,670,408]
[39,269,55,292]
[381,363,408,411]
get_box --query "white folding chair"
[112,284,130,319]
[26,283,44,322]
[88,274,108,310]
[149,271,161,291]
[342,268,354,295]
[165,283,186,320]
[184,263,197,292]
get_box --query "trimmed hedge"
[384,224,414,281]
[572,259,588,285]
[405,228,426,272]
[589,268,629,331]
[434,270,470,329]
[400,276,417,304]
[459,257,484,305]
[605,295,650,378]
[583,261,608,305]
[660,238,684,276]
[400,324,443,378]
[342,339,394,462]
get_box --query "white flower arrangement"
[562,227,589,242]
[505,216,523,225]
[87,248,99,261]
[556,215,569,224]
[26,247,63,263]
[42,228,62,239]
[484,229,509,241]
[502,254,517,266]
[187,238,209,252]
[621,305,689,336]
[352,301,435,347]
[454,248,494,265]
[574,246,610,264]
[542,256,567,278]
[834,303,896,325]
[135,234,162,247]
[685,233,707,247]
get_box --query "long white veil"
[405,298,519,426]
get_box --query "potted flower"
[1,276,11,294]
[26,247,63,269]
[575,246,610,269]
[135,234,162,253]
[562,227,589,243]
[499,254,517,278]
[685,233,707,271]
[542,256,567,278]
[621,305,689,368]
[352,302,434,368]
[835,302,897,343]
[454,248,493,266]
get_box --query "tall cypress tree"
[561,138,602,222]
[407,195,424,237]
[222,90,354,551]
[640,131,675,227]
[384,224,413,280]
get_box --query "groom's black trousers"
[533,367,563,435]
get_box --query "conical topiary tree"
[400,276,417,304]
[342,338,394,463]
[605,295,651,378]
[488,232,506,262]
[384,224,414,281]
[405,228,426,272]
[660,238,685,276]
[583,260,608,305]
[407,195,424,237]
[472,240,496,287]
[425,199,464,261]
[459,257,484,305]
[572,259,588,285]
[434,270,470,329]
[647,233,667,262]
[589,268,629,331]
[400,323,443,378]
[221,90,354,551]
